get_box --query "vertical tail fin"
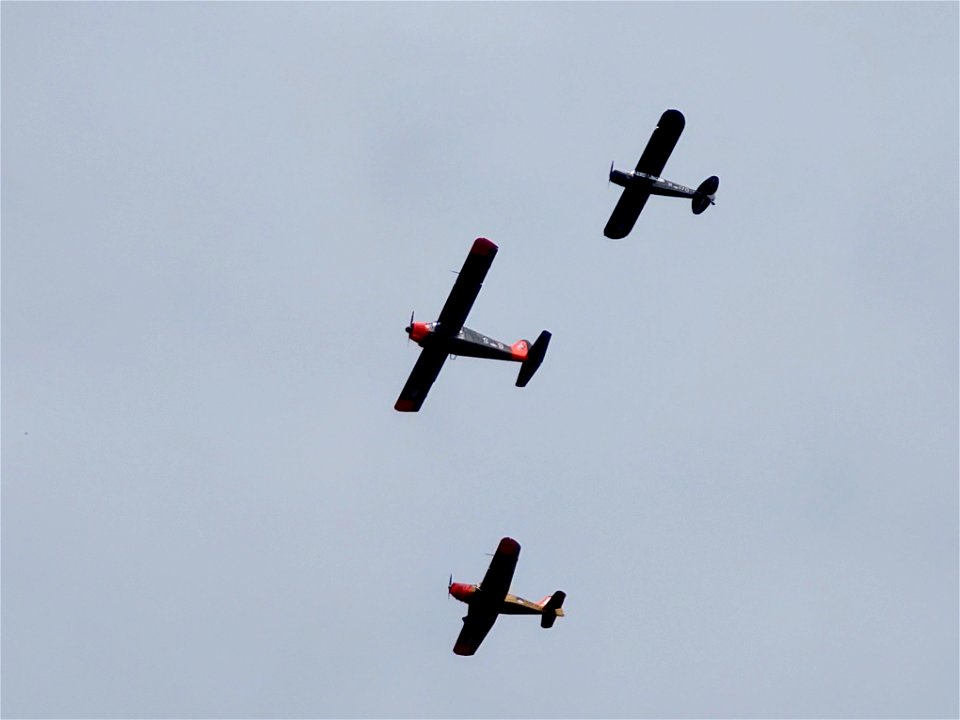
[539,590,566,629]
[516,331,551,387]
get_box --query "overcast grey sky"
[2,2,957,718]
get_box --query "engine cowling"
[609,168,634,188]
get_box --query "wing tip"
[453,643,477,656]
[661,108,685,129]
[603,225,628,240]
[497,537,521,555]
[394,399,418,412]
[471,237,498,257]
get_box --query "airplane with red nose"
[448,537,566,656]
[395,238,551,412]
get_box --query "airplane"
[604,108,719,239]
[448,537,566,656]
[395,238,551,412]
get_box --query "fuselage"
[449,582,564,617]
[406,321,528,362]
[609,168,697,198]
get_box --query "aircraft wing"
[453,605,498,656]
[478,537,520,600]
[603,187,651,239]
[435,238,498,337]
[452,538,520,654]
[634,108,685,177]
[394,347,447,412]
[604,110,685,239]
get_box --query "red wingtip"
[497,537,521,555]
[471,237,498,256]
[453,643,476,656]
[394,399,417,412]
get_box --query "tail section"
[692,175,719,214]
[516,331,552,387]
[539,590,566,629]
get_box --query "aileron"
[635,108,685,177]
[436,238,497,336]
[394,347,447,412]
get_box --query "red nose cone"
[449,583,476,602]
[408,322,430,342]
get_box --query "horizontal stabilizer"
[516,331,552,387]
[540,590,566,629]
[698,175,719,195]
[692,175,719,215]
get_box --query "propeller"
[609,160,614,183]
[448,573,453,600]
[406,310,414,344]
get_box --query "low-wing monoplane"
[448,537,566,656]
[604,108,719,239]
[395,238,551,412]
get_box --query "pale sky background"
[2,2,957,718]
